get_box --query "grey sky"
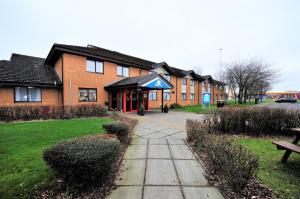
[1,0,299,91]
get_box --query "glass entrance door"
[131,90,138,111]
[143,91,149,110]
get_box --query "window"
[15,87,41,102]
[190,93,195,100]
[182,93,187,100]
[149,91,157,101]
[86,60,103,73]
[182,78,187,85]
[190,79,195,86]
[202,82,206,93]
[79,88,97,102]
[117,66,129,77]
[163,90,171,100]
[164,74,171,82]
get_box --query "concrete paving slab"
[135,129,155,136]
[183,187,224,199]
[167,138,185,145]
[115,159,146,185]
[169,145,196,159]
[174,160,208,185]
[124,144,147,159]
[149,126,169,131]
[131,137,148,145]
[160,128,181,136]
[145,159,179,185]
[143,186,183,199]
[142,132,166,139]
[148,144,171,159]
[107,186,143,199]
[168,132,187,139]
[149,138,167,145]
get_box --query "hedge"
[103,123,129,144]
[43,136,120,188]
[207,107,300,136]
[186,119,259,192]
[0,105,108,122]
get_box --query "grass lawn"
[172,104,217,113]
[0,118,113,199]
[238,137,300,198]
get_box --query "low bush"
[0,104,107,122]
[186,119,208,150]
[208,107,300,136]
[43,136,120,188]
[103,123,129,143]
[170,103,182,109]
[206,136,259,192]
[186,119,259,192]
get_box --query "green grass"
[226,99,273,107]
[238,137,300,198]
[172,104,217,113]
[0,118,112,199]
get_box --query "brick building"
[0,44,226,112]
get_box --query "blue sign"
[202,93,211,105]
[142,78,171,89]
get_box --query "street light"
[218,48,222,81]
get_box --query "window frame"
[78,88,97,102]
[182,78,187,85]
[117,65,130,77]
[190,93,195,100]
[182,93,187,100]
[14,87,42,103]
[149,91,157,101]
[190,79,195,86]
[163,90,171,101]
[86,59,104,74]
[164,74,171,82]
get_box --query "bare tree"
[224,59,278,104]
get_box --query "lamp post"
[218,48,222,81]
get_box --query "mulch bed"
[187,141,277,199]
[33,115,138,199]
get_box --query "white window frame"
[163,90,171,100]
[164,74,171,82]
[149,91,157,101]
[117,66,129,77]
[190,93,195,100]
[182,93,187,100]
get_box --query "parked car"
[275,97,297,103]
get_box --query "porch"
[105,73,173,113]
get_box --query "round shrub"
[43,136,120,188]
[103,123,129,143]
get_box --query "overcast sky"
[0,0,299,91]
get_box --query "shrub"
[186,119,208,150]
[43,136,120,188]
[103,123,129,143]
[0,105,107,122]
[170,103,182,109]
[205,136,259,192]
[208,107,300,136]
[163,104,169,113]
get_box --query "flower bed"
[186,119,276,199]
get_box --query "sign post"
[202,93,211,111]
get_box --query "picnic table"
[272,128,300,163]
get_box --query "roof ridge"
[11,53,45,61]
[55,43,156,65]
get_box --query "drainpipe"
[70,79,72,106]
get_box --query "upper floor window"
[79,88,97,102]
[15,87,41,102]
[190,93,195,100]
[182,93,187,100]
[149,91,157,101]
[86,60,103,73]
[190,79,195,86]
[117,66,129,77]
[182,78,187,85]
[164,74,171,82]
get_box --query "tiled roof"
[46,44,156,70]
[105,73,173,90]
[0,54,62,87]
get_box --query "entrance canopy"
[105,73,173,90]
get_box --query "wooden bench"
[272,128,300,163]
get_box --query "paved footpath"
[107,120,224,199]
